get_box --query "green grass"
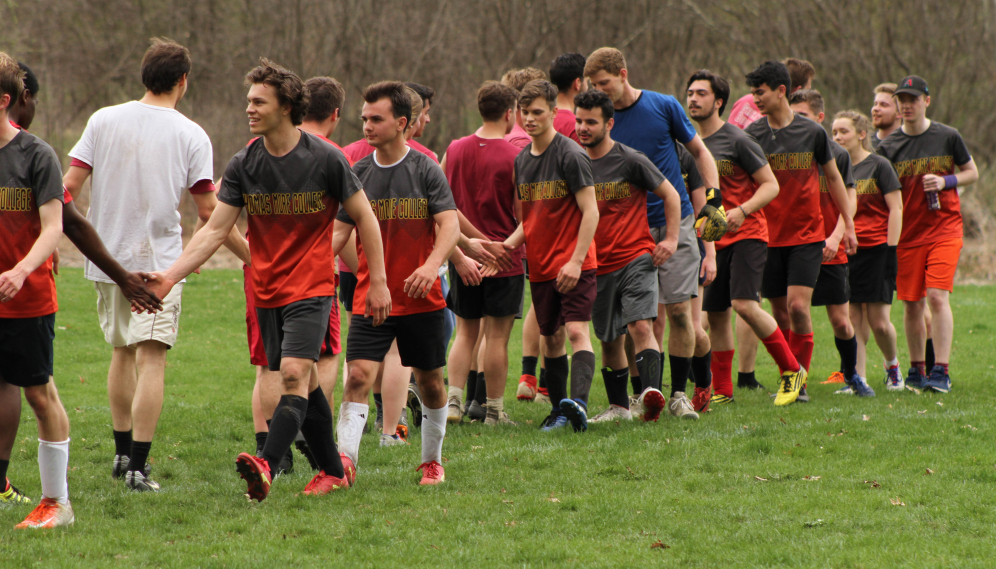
[2,268,996,568]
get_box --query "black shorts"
[811,264,850,307]
[703,239,766,312]
[446,263,524,319]
[529,270,597,336]
[256,296,333,372]
[346,310,446,370]
[761,242,824,298]
[848,244,897,305]
[0,314,55,387]
[339,271,357,313]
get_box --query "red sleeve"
[70,158,92,170]
[63,187,74,204]
[188,179,216,194]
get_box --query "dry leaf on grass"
[803,476,821,481]
[936,401,944,406]
[963,425,978,431]
[917,410,927,415]
[925,468,934,475]
[862,415,870,421]
[650,540,670,549]
[890,497,906,506]
[755,476,768,481]
[779,417,787,424]
[864,480,881,488]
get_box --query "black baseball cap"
[895,76,928,97]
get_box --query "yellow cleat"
[774,368,807,406]
[0,478,31,505]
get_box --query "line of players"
[0,40,977,526]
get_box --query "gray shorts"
[650,214,701,305]
[593,253,659,343]
[256,296,333,372]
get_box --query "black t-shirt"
[219,131,361,308]
[676,143,704,196]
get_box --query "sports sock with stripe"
[669,355,691,396]
[568,350,595,407]
[336,402,368,466]
[420,405,447,464]
[545,355,569,412]
[127,441,152,475]
[260,395,308,476]
[38,439,70,504]
[635,349,661,392]
[601,368,630,408]
[912,361,927,376]
[762,329,799,373]
[299,387,344,478]
[711,350,735,397]
[692,352,712,390]
[835,335,858,379]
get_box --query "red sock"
[911,361,926,376]
[936,362,949,374]
[711,350,734,397]
[788,331,814,371]
[761,329,799,374]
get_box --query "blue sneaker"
[559,399,589,432]
[539,413,569,432]
[885,366,905,391]
[834,385,854,395]
[905,367,927,390]
[848,374,876,397]
[923,366,951,393]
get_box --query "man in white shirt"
[63,38,247,492]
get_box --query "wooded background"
[3,0,994,275]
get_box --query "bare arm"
[405,209,459,298]
[0,199,63,302]
[923,158,979,192]
[687,182,716,285]
[884,191,903,246]
[556,186,599,292]
[650,179,682,265]
[340,189,391,325]
[191,189,251,266]
[726,164,779,233]
[821,158,857,255]
[332,224,359,274]
[62,165,91,201]
[683,135,720,189]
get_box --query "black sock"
[569,351,595,407]
[474,372,487,405]
[669,355,691,396]
[635,349,661,392]
[299,388,345,478]
[836,335,858,379]
[545,355,569,412]
[630,375,641,396]
[692,352,712,389]
[255,432,267,456]
[925,339,936,371]
[737,371,756,387]
[602,368,630,408]
[113,429,133,457]
[127,441,152,475]
[464,370,478,403]
[522,356,538,378]
[373,392,383,409]
[261,395,308,476]
[0,458,9,483]
[538,367,548,389]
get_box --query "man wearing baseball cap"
[877,76,978,393]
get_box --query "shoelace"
[779,372,794,393]
[24,499,59,523]
[418,462,442,478]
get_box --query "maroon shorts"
[529,270,597,336]
[244,266,340,367]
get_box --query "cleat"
[629,396,644,418]
[1,478,31,505]
[885,366,905,391]
[539,413,569,432]
[848,374,876,397]
[774,368,807,406]
[417,461,445,485]
[709,392,735,406]
[484,407,518,426]
[821,371,846,384]
[235,453,272,502]
[534,388,551,406]
[125,470,160,492]
[395,424,409,442]
[638,388,666,422]
[692,387,711,413]
[905,367,927,390]
[796,385,810,403]
[516,374,538,400]
[667,392,699,420]
[339,453,357,486]
[466,400,486,422]
[923,366,951,393]
[294,439,317,472]
[835,385,854,395]
[380,433,408,447]
[302,471,349,495]
[737,375,765,390]
[14,498,73,529]
[407,379,423,428]
[446,395,463,423]
[559,399,589,432]
[590,405,633,423]
[112,455,129,480]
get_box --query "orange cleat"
[339,452,357,486]
[417,461,445,485]
[15,498,74,529]
[303,471,349,495]
[821,371,846,384]
[235,453,272,502]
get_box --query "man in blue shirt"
[586,47,719,421]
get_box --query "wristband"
[738,205,748,217]
[942,174,958,189]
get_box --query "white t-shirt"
[69,101,213,282]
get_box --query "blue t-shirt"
[611,90,696,226]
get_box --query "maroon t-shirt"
[445,134,523,277]
[554,109,581,144]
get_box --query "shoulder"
[930,121,967,145]
[743,118,765,136]
[17,131,60,163]
[831,140,848,159]
[352,154,374,174]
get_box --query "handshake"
[452,238,518,286]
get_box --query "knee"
[24,386,50,414]
[870,319,891,336]
[628,320,653,342]
[788,299,809,319]
[667,306,691,331]
[926,290,947,311]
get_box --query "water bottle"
[926,190,941,211]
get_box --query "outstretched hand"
[134,272,176,313]
[122,272,164,313]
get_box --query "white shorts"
[95,282,183,348]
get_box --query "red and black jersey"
[817,141,855,265]
[851,153,901,248]
[703,123,769,249]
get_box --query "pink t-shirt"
[728,94,762,130]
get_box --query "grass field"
[2,268,995,568]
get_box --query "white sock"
[337,402,368,466]
[885,358,899,369]
[420,405,447,464]
[486,397,503,413]
[447,386,463,401]
[38,439,70,505]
